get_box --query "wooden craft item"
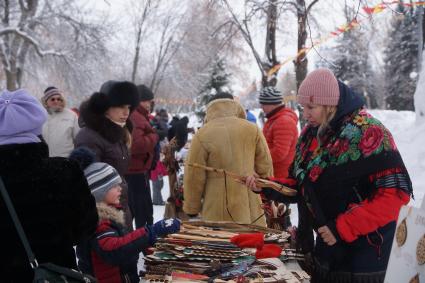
[417,234,425,265]
[177,245,242,253]
[396,218,408,247]
[181,224,238,239]
[187,163,297,196]
[182,220,282,234]
[168,233,231,242]
[409,273,420,283]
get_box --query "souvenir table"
[141,221,310,282]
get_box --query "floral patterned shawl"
[293,108,402,184]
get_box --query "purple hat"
[0,89,48,145]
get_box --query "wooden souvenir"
[409,273,420,283]
[396,218,408,247]
[416,234,425,265]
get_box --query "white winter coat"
[42,108,80,157]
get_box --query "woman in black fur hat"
[75,81,139,229]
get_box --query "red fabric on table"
[255,244,282,259]
[230,233,264,248]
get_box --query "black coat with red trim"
[77,203,152,283]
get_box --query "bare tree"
[149,13,188,93]
[293,0,319,89]
[220,0,318,88]
[128,0,156,83]
[0,0,110,90]
[221,0,272,86]
[264,0,280,86]
[149,0,244,112]
[126,0,190,96]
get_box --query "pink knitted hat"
[297,68,340,106]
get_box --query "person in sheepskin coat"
[75,81,139,229]
[0,89,98,282]
[183,93,273,227]
[247,68,413,283]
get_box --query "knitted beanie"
[42,86,63,104]
[297,68,340,106]
[0,89,47,145]
[137,84,154,102]
[84,162,122,202]
[258,87,283,105]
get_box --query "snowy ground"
[153,109,425,225]
[152,178,170,222]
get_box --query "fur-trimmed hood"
[79,100,132,144]
[204,99,246,123]
[96,203,125,226]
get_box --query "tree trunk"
[263,0,278,87]
[422,6,425,50]
[131,25,143,83]
[6,69,18,91]
[295,0,308,91]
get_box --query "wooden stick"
[186,163,297,196]
[182,224,238,238]
[168,233,231,242]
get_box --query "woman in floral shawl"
[248,68,413,283]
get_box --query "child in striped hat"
[71,147,180,283]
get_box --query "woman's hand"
[318,225,337,246]
[245,173,261,192]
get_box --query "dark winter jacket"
[263,105,298,178]
[151,114,169,141]
[0,142,98,282]
[167,116,189,151]
[77,203,151,283]
[262,82,412,281]
[75,105,131,177]
[127,105,159,174]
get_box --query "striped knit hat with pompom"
[42,87,64,104]
[258,87,283,105]
[83,162,122,202]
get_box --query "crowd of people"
[0,67,413,283]
[0,82,185,282]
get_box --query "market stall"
[141,221,310,282]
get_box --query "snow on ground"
[153,109,425,225]
[152,178,170,222]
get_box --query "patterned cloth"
[293,108,411,195]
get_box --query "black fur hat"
[137,84,154,102]
[88,80,139,114]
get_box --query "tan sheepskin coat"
[183,99,273,227]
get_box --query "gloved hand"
[145,218,181,245]
[152,218,181,237]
